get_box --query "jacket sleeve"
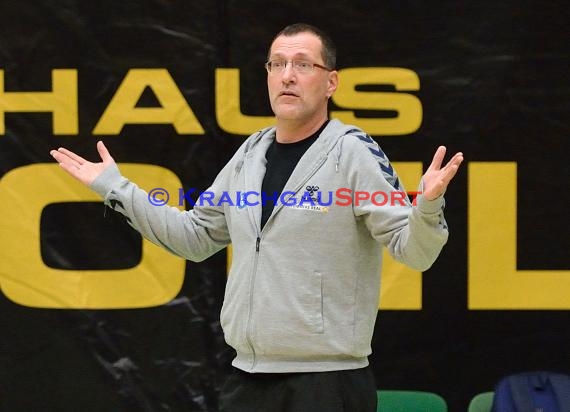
[89,155,239,263]
[343,132,449,271]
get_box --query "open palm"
[422,146,464,200]
[50,141,115,186]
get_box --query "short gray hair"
[269,23,337,69]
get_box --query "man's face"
[267,32,337,123]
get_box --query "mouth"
[279,90,299,98]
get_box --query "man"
[51,23,463,412]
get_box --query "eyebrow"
[269,52,313,60]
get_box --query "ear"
[326,70,339,97]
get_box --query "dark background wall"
[1,1,569,410]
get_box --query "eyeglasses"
[265,59,333,74]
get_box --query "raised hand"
[50,141,115,186]
[422,146,464,200]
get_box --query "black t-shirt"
[260,121,329,229]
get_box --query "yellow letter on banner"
[469,162,570,309]
[331,68,422,136]
[0,163,185,309]
[0,69,78,135]
[216,68,274,135]
[226,162,423,310]
[93,69,204,135]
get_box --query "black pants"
[218,366,377,412]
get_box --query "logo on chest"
[287,184,331,213]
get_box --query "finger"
[446,152,464,167]
[427,146,446,172]
[50,149,63,162]
[50,149,81,168]
[442,163,460,184]
[56,147,88,165]
[443,152,464,172]
[57,159,83,180]
[435,151,463,174]
[439,153,464,184]
[96,141,114,164]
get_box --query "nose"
[281,62,296,83]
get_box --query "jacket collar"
[242,119,359,232]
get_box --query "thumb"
[97,141,114,164]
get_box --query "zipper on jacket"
[245,235,261,371]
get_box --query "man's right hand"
[50,141,115,186]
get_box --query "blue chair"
[377,390,448,412]
[468,392,494,412]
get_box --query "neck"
[275,115,328,143]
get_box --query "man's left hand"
[422,146,464,200]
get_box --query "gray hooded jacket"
[91,119,449,373]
